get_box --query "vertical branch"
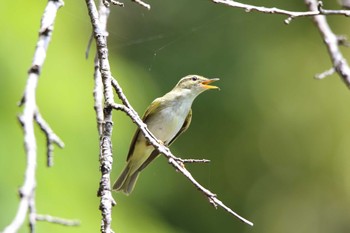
[93,59,104,136]
[3,1,65,233]
[28,193,37,232]
[87,1,150,230]
[93,2,111,136]
[98,109,115,233]
[85,1,117,232]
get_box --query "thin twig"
[175,157,211,164]
[167,156,253,226]
[305,0,350,88]
[131,0,151,10]
[34,110,64,167]
[36,214,80,226]
[315,67,335,79]
[103,0,124,7]
[212,0,350,24]
[102,0,150,9]
[111,77,135,108]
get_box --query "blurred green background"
[2,0,350,232]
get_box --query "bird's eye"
[191,76,198,81]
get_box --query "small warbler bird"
[113,75,219,195]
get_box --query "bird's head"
[174,75,220,96]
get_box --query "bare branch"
[103,0,124,7]
[28,181,37,232]
[36,214,80,226]
[212,0,350,24]
[173,157,211,164]
[102,0,150,9]
[305,0,350,88]
[93,59,105,136]
[2,1,73,232]
[111,77,136,108]
[315,67,335,79]
[131,0,151,10]
[167,157,253,226]
[85,1,116,232]
[93,1,111,137]
[109,100,253,225]
[34,110,64,167]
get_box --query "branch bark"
[102,0,151,9]
[305,0,350,87]
[2,0,79,232]
[85,1,116,232]
[212,0,350,24]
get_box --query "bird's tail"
[112,165,140,195]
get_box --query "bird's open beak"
[201,78,220,90]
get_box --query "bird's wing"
[137,149,159,172]
[126,98,164,161]
[168,109,192,146]
[138,109,192,172]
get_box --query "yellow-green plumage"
[113,75,219,195]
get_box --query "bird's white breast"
[147,99,192,144]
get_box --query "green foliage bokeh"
[1,1,350,232]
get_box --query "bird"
[112,75,219,195]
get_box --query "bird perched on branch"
[113,75,220,195]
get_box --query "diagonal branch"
[305,0,350,87]
[109,100,254,226]
[167,156,252,225]
[131,0,151,10]
[34,110,65,167]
